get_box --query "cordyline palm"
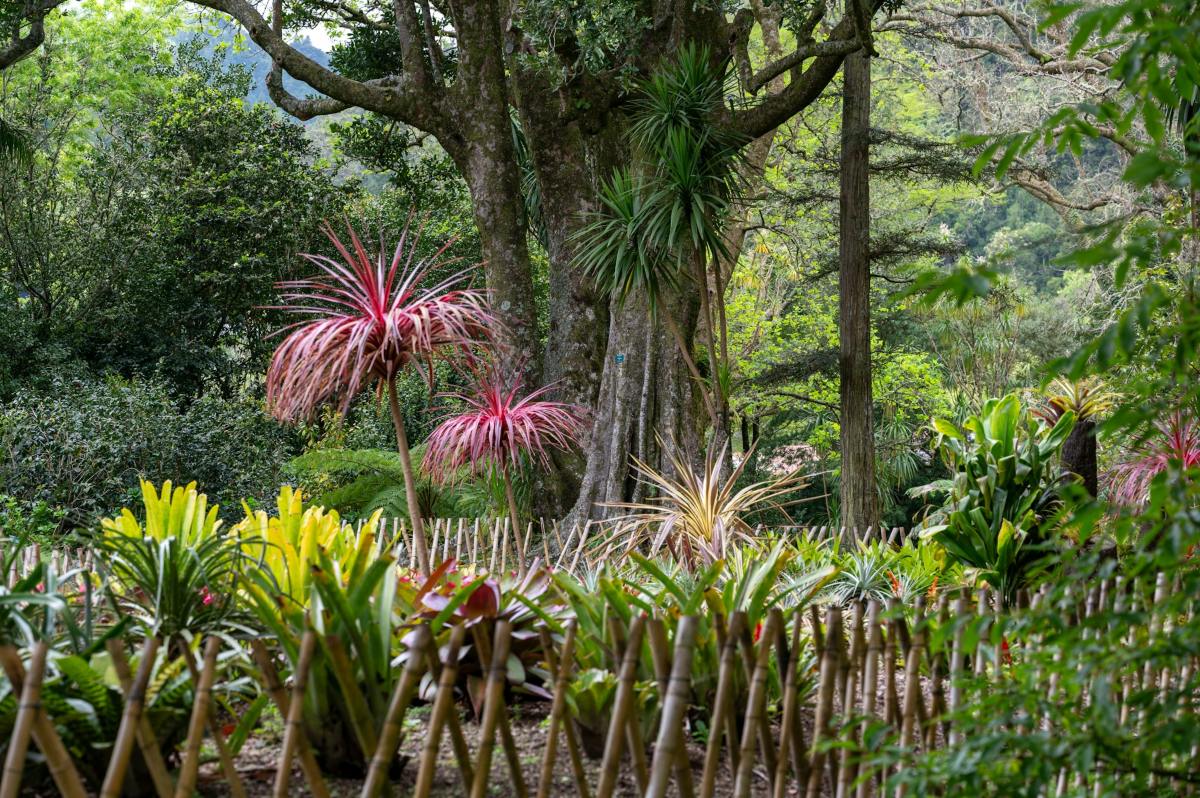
[423,358,585,574]
[267,220,493,574]
[573,44,744,445]
[1109,412,1200,507]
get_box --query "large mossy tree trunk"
[564,288,704,530]
[189,0,878,523]
[837,46,880,533]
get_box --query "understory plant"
[234,485,400,773]
[423,355,586,571]
[603,441,809,568]
[98,481,249,638]
[918,393,1076,607]
[266,220,494,574]
[1108,411,1200,507]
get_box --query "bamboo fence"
[4,522,909,589]
[3,574,1197,797]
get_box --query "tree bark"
[1061,418,1098,497]
[446,0,540,371]
[514,70,612,517]
[837,47,880,533]
[564,288,703,530]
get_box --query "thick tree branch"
[728,0,883,138]
[0,0,66,69]
[189,0,447,134]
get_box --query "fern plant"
[288,446,493,520]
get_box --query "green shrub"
[917,393,1075,607]
[0,376,296,532]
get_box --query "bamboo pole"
[107,638,175,798]
[0,644,87,798]
[101,636,161,798]
[947,590,967,746]
[362,624,431,798]
[701,612,744,798]
[646,615,699,798]
[537,623,591,798]
[603,615,648,793]
[736,617,778,780]
[733,610,780,798]
[413,625,468,798]
[425,635,476,792]
[857,601,883,798]
[249,641,329,798]
[465,624,528,796]
[837,602,867,798]
[175,638,224,798]
[805,607,843,798]
[178,639,248,798]
[1,642,47,798]
[645,618,694,798]
[774,608,811,798]
[274,628,318,798]
[470,620,515,798]
[896,599,927,798]
[596,613,646,798]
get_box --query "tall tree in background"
[0,0,67,159]
[838,44,880,531]
[183,0,881,521]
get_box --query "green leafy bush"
[0,377,296,532]
[918,393,1075,607]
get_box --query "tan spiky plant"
[1034,377,1117,425]
[600,442,809,569]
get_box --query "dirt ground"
[196,701,775,798]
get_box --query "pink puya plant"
[423,356,586,573]
[265,219,494,573]
[1109,412,1200,507]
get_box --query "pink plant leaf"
[265,219,496,422]
[422,357,588,481]
[1109,413,1200,506]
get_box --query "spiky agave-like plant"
[266,219,494,573]
[423,358,586,572]
[601,441,809,570]
[1109,413,1200,507]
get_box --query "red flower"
[753,621,763,642]
[199,586,215,606]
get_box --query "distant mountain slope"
[183,26,331,109]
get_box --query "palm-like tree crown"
[423,362,586,481]
[266,221,493,421]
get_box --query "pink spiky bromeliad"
[423,358,586,573]
[1109,413,1200,507]
[265,219,495,573]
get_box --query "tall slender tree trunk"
[387,375,430,574]
[837,47,880,533]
